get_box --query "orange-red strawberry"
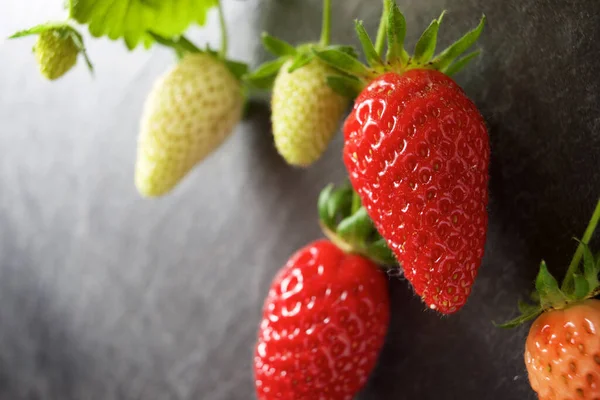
[499,198,600,399]
[254,240,390,400]
[316,2,487,313]
[525,300,600,400]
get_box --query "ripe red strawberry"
[499,198,600,399]
[254,240,390,400]
[316,2,488,313]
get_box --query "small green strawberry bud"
[34,30,79,80]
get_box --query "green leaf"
[536,261,567,308]
[326,75,362,98]
[354,20,382,67]
[386,1,408,63]
[443,50,481,76]
[336,207,375,243]
[261,33,296,57]
[413,13,444,63]
[314,49,371,79]
[573,274,590,300]
[431,14,486,71]
[495,307,542,329]
[70,0,218,50]
[287,53,314,73]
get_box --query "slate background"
[0,0,599,399]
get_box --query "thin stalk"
[217,0,228,58]
[374,0,389,56]
[562,198,600,291]
[320,0,332,46]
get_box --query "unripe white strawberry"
[135,53,243,197]
[271,59,348,167]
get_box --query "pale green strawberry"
[245,0,354,167]
[271,59,348,166]
[34,30,78,80]
[9,23,93,80]
[135,53,244,197]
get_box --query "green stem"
[562,198,600,291]
[374,0,389,56]
[217,0,228,58]
[320,0,332,46]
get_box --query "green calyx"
[147,32,248,81]
[244,0,357,91]
[318,183,399,267]
[498,198,600,329]
[9,21,94,77]
[314,0,485,98]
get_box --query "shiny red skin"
[343,69,489,314]
[254,240,390,400]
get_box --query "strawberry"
[315,1,488,313]
[34,30,78,80]
[8,23,93,81]
[135,52,245,197]
[526,300,600,400]
[499,198,600,399]
[246,0,353,167]
[254,239,390,400]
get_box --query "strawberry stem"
[217,0,228,58]
[562,198,600,291]
[374,0,388,56]
[320,0,332,46]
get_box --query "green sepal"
[317,182,399,267]
[147,32,201,58]
[366,238,398,266]
[536,261,568,308]
[318,183,353,231]
[326,75,362,98]
[287,52,314,73]
[518,299,539,315]
[495,307,542,329]
[245,58,287,89]
[9,22,93,74]
[336,207,375,243]
[580,241,599,290]
[413,11,445,64]
[224,60,249,80]
[443,50,481,76]
[355,20,383,67]
[385,1,408,63]
[431,15,486,71]
[318,184,336,229]
[261,33,297,57]
[326,45,358,58]
[314,48,372,79]
[9,21,69,38]
[572,274,590,301]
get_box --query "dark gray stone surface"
[0,0,599,399]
